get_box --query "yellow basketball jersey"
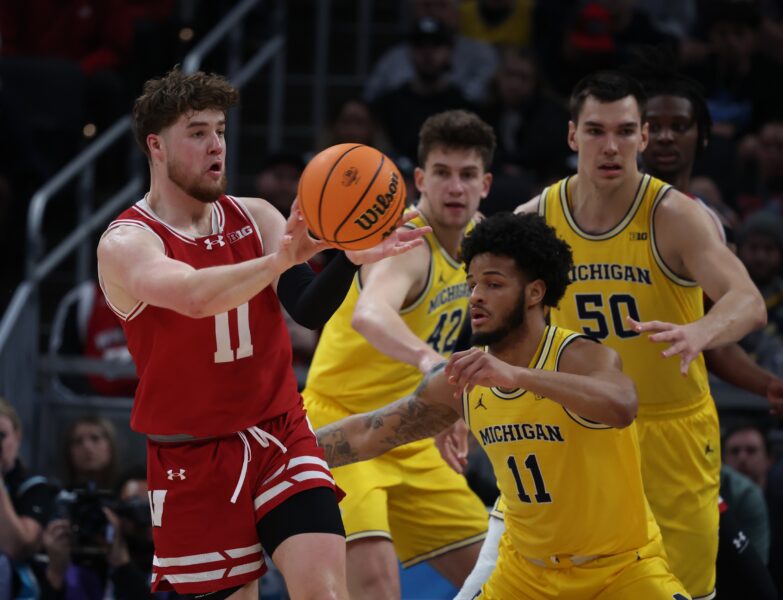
[464,326,659,559]
[305,213,471,414]
[541,175,711,414]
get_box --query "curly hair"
[133,67,239,159]
[417,110,496,170]
[461,212,573,308]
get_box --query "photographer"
[41,466,172,599]
[0,397,55,598]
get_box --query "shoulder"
[653,187,723,245]
[98,222,165,258]
[229,196,283,222]
[514,194,541,215]
[558,336,621,374]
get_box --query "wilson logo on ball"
[342,167,360,186]
[354,172,399,231]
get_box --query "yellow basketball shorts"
[636,396,720,600]
[479,532,690,600]
[304,390,488,566]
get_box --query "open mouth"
[207,161,223,175]
[471,307,489,326]
[598,163,621,174]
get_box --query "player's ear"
[567,121,578,153]
[480,172,493,199]
[639,121,650,152]
[526,279,546,308]
[414,167,426,194]
[147,134,164,162]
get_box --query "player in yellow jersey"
[509,71,765,599]
[316,212,690,599]
[302,110,494,598]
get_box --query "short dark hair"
[418,110,496,171]
[133,67,239,159]
[570,70,646,123]
[460,213,573,308]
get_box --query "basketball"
[298,143,407,251]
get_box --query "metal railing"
[0,0,288,467]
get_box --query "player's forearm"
[318,381,458,467]
[515,368,637,428]
[176,251,291,317]
[352,305,441,372]
[700,288,766,350]
[705,344,772,396]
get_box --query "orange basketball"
[298,143,407,251]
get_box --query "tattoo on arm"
[317,362,457,467]
[317,426,360,468]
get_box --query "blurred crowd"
[4,0,783,598]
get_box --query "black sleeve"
[276,252,359,330]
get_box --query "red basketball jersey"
[101,195,300,436]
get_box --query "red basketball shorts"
[146,408,342,594]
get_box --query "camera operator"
[40,466,178,599]
[0,397,55,597]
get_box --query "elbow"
[350,308,372,335]
[611,385,638,429]
[752,296,768,331]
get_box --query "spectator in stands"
[687,0,783,138]
[724,422,774,491]
[458,0,534,48]
[317,98,389,152]
[364,0,497,104]
[736,213,783,376]
[767,455,783,593]
[0,0,135,135]
[371,17,472,162]
[63,416,118,491]
[720,463,771,562]
[40,465,173,599]
[254,152,305,218]
[480,47,570,184]
[0,397,55,598]
[737,119,783,216]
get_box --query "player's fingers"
[679,353,695,376]
[648,329,681,343]
[395,225,431,242]
[660,341,687,358]
[396,209,420,226]
[628,317,674,333]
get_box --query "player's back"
[101,195,300,436]
[305,213,471,414]
[541,175,711,415]
[465,326,659,559]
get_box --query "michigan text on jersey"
[569,263,652,285]
[479,423,565,446]
[428,282,470,313]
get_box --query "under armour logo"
[167,469,187,481]
[733,530,748,551]
[204,235,225,250]
[475,395,487,410]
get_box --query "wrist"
[417,349,443,374]
[342,250,363,266]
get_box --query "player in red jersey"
[96,68,428,600]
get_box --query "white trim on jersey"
[99,219,165,321]
[252,454,335,511]
[132,198,199,245]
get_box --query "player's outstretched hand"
[445,348,520,398]
[626,316,708,376]
[765,377,783,417]
[344,210,431,265]
[278,198,331,267]
[435,419,469,473]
